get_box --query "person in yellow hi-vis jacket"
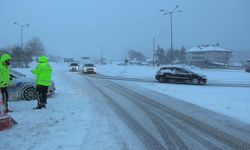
[32,56,52,109]
[0,53,12,112]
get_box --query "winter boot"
[42,104,46,109]
[33,105,43,110]
[6,109,13,113]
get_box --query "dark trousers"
[0,87,9,110]
[36,85,48,106]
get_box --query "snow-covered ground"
[96,63,250,84]
[96,63,250,124]
[1,63,91,149]
[1,63,132,150]
[1,62,250,149]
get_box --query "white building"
[186,45,233,68]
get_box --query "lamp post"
[14,22,30,50]
[160,5,182,63]
[153,38,155,68]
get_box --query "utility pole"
[100,50,104,64]
[160,5,182,64]
[14,22,30,50]
[170,12,173,61]
[153,38,155,68]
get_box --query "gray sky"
[1,0,250,60]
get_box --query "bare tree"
[127,50,145,61]
[0,47,10,56]
[10,45,32,68]
[25,37,45,58]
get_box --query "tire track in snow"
[94,78,250,150]
[95,79,220,150]
[63,72,129,150]
[85,77,166,150]
[92,78,190,150]
[86,74,250,88]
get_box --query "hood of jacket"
[0,53,12,63]
[38,56,48,63]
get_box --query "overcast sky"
[1,0,250,60]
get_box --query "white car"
[82,63,96,74]
[9,70,56,101]
[69,62,80,72]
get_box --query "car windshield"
[84,64,94,67]
[160,67,171,71]
[70,63,79,66]
[181,67,193,73]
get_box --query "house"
[186,45,233,68]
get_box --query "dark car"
[155,66,207,85]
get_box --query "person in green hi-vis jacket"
[32,55,52,109]
[0,53,12,113]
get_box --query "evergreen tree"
[179,46,186,63]
[155,45,166,64]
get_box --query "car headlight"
[94,68,96,71]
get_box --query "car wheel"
[192,78,199,85]
[159,76,166,83]
[22,87,37,101]
[199,80,206,85]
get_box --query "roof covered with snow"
[187,46,232,52]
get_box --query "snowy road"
[83,74,250,149]
[2,63,250,150]
[86,73,250,88]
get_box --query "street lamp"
[14,22,30,50]
[160,5,182,63]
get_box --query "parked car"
[82,63,96,74]
[155,66,207,85]
[9,70,56,101]
[69,62,80,72]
